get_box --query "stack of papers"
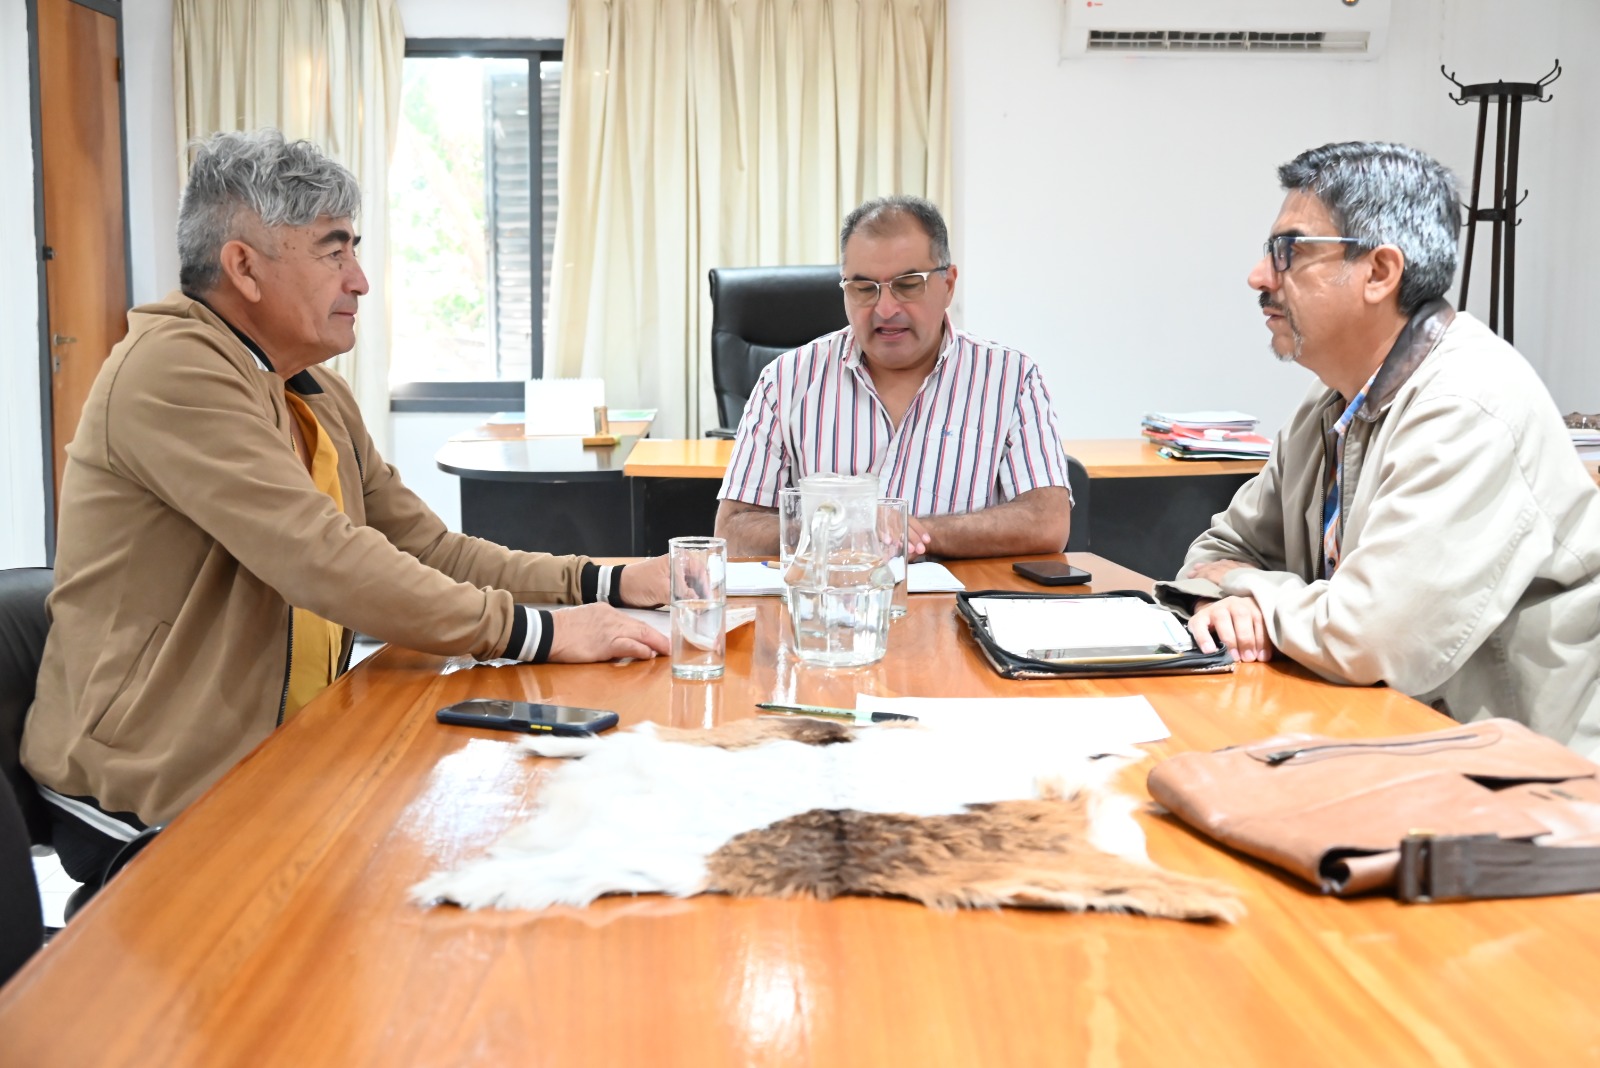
[1142,409,1269,460]
[726,561,967,597]
[1570,427,1600,461]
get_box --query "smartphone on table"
[1012,560,1092,586]
[435,699,619,736]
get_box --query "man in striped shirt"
[715,196,1073,559]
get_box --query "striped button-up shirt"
[718,321,1071,515]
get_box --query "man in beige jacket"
[23,131,670,892]
[1160,141,1600,754]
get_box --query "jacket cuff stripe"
[504,606,529,660]
[604,565,627,607]
[580,562,601,603]
[531,609,555,662]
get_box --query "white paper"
[908,562,964,592]
[970,596,1192,659]
[728,559,964,597]
[727,561,788,596]
[628,605,757,639]
[524,378,606,436]
[439,605,755,672]
[855,694,1170,748]
[1143,409,1258,427]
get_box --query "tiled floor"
[30,848,78,929]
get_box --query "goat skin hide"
[414,718,1242,922]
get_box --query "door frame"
[26,0,134,561]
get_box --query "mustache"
[1258,291,1284,315]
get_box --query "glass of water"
[778,487,803,569]
[878,498,911,619]
[669,536,726,680]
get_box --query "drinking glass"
[669,536,726,679]
[878,498,911,619]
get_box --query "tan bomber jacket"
[23,293,611,826]
[1158,305,1600,755]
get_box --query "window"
[389,39,562,407]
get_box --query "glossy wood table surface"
[623,437,1268,480]
[435,434,640,482]
[450,418,654,443]
[4,555,1597,1067]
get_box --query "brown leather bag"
[1147,718,1600,901]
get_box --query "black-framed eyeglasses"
[1264,235,1373,273]
[839,266,950,306]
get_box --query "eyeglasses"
[839,266,950,307]
[1264,235,1373,273]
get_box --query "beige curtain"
[551,0,950,438]
[172,0,404,454]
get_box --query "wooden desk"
[450,418,654,443]
[4,555,1596,1066]
[435,435,643,557]
[623,437,1266,480]
[624,438,1261,575]
[1059,437,1265,478]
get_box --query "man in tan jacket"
[23,130,671,891]
[1159,141,1600,754]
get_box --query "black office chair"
[0,567,52,982]
[1065,455,1090,553]
[0,569,53,846]
[707,265,850,437]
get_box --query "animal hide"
[415,718,1242,922]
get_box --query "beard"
[1259,290,1303,363]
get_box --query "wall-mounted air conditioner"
[1061,0,1392,60]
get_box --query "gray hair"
[1278,142,1460,314]
[839,195,952,266]
[178,129,362,294]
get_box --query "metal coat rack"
[1441,60,1561,343]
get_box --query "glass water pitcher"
[784,474,896,667]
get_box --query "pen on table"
[755,702,918,724]
[762,560,784,569]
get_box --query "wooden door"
[36,0,129,505]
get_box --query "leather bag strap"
[1396,833,1600,903]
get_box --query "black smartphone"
[1013,560,1092,586]
[435,699,620,736]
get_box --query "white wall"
[949,0,1599,436]
[124,0,180,304]
[0,2,46,568]
[7,0,1594,558]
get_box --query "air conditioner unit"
[1061,0,1392,60]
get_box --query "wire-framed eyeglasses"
[1264,235,1374,273]
[839,266,950,307]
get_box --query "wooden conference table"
[4,554,1597,1066]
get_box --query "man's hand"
[1188,596,1274,663]
[546,603,670,663]
[1186,559,1260,585]
[906,516,933,560]
[617,555,669,607]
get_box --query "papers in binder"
[969,596,1195,663]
